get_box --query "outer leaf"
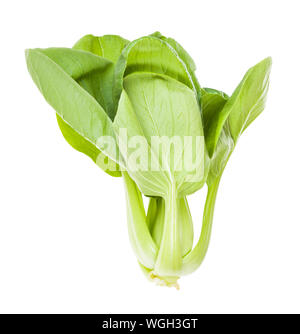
[32,47,112,79]
[182,87,229,195]
[205,57,272,154]
[200,88,233,183]
[201,87,228,150]
[183,60,272,276]
[72,35,129,118]
[27,47,121,176]
[114,72,205,197]
[114,35,196,109]
[53,35,129,176]
[73,34,129,63]
[228,57,272,142]
[26,48,117,163]
[113,89,169,198]
[56,116,120,177]
[207,122,234,185]
[73,34,129,118]
[150,31,201,96]
[35,47,116,115]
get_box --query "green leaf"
[73,34,129,63]
[205,57,272,154]
[207,122,234,185]
[114,88,170,198]
[31,47,113,79]
[201,87,228,154]
[26,47,121,176]
[228,57,272,142]
[73,34,129,118]
[199,87,233,183]
[56,115,120,177]
[26,48,117,165]
[113,72,205,197]
[114,35,196,109]
[150,31,201,97]
[51,35,129,177]
[35,47,116,118]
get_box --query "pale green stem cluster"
[123,171,222,288]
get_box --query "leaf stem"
[181,174,222,275]
[154,183,182,277]
[122,171,158,269]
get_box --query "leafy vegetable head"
[26,32,271,288]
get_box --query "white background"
[0,0,299,314]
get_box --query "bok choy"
[26,32,271,288]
